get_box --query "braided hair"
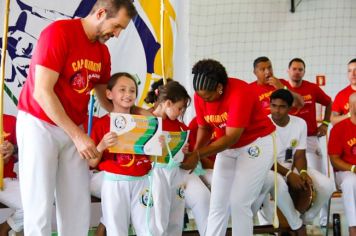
[192,59,228,91]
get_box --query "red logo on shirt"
[351,144,356,156]
[70,69,89,94]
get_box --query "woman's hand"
[180,150,199,173]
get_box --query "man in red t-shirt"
[249,56,304,114]
[330,58,356,125]
[285,58,332,168]
[328,93,356,236]
[16,1,137,235]
[285,58,332,226]
[0,115,23,235]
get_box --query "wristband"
[285,169,292,179]
[351,165,355,173]
[299,169,307,175]
[322,120,330,126]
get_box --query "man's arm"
[317,102,332,137]
[33,65,99,159]
[330,111,349,125]
[330,154,355,172]
[267,77,304,109]
[293,149,307,172]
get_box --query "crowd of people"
[0,0,355,236]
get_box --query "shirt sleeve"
[328,125,343,155]
[226,85,253,128]
[34,23,68,73]
[315,85,332,106]
[194,93,208,127]
[331,93,343,113]
[98,45,111,84]
[296,118,307,150]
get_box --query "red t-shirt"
[195,78,275,148]
[249,79,289,115]
[188,117,216,163]
[163,117,188,132]
[3,114,17,178]
[285,80,331,136]
[18,19,111,126]
[332,85,356,115]
[328,118,356,165]
[91,115,152,176]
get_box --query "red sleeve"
[35,23,68,73]
[226,86,253,128]
[194,93,208,127]
[315,85,332,106]
[280,79,289,86]
[98,45,111,84]
[328,125,343,155]
[90,117,108,146]
[188,118,198,152]
[332,93,343,113]
[3,115,16,145]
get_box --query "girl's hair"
[156,81,191,106]
[192,59,228,91]
[107,72,138,97]
[144,78,173,104]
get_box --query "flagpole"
[0,0,12,190]
[160,0,166,85]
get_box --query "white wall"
[189,0,356,99]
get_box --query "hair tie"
[154,89,159,96]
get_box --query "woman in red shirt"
[183,59,277,236]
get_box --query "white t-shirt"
[269,115,307,169]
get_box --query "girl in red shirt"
[89,73,153,236]
[145,80,191,236]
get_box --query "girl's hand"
[182,143,189,154]
[159,135,166,148]
[97,132,118,153]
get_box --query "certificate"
[160,130,189,164]
[109,113,162,156]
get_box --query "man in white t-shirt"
[253,89,334,234]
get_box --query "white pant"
[306,136,330,221]
[0,178,23,232]
[185,173,211,236]
[254,169,333,229]
[152,166,186,236]
[335,171,356,226]
[201,169,213,189]
[17,111,90,236]
[205,134,275,236]
[306,136,326,175]
[253,171,302,230]
[101,174,153,236]
[90,170,104,199]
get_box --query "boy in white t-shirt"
[253,89,334,235]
